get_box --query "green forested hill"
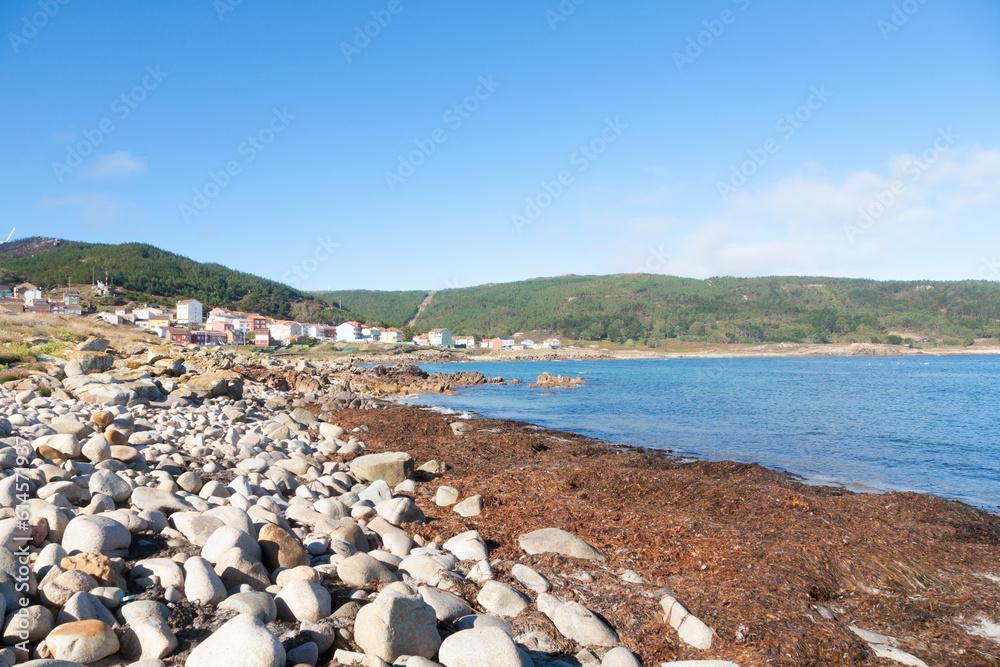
[0,238,308,320]
[321,274,1000,344]
[7,239,999,344]
[307,289,427,327]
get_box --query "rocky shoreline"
[0,333,998,666]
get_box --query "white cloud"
[82,151,147,180]
[605,146,1000,280]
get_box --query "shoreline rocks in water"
[529,372,587,389]
[0,331,998,665]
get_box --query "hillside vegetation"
[322,274,1000,345]
[0,238,333,321]
[308,289,426,327]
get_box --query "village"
[0,282,562,350]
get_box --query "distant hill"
[0,237,356,322]
[307,289,427,328]
[314,274,1000,344]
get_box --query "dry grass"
[0,313,154,349]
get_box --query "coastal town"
[0,283,562,350]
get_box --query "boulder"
[438,627,533,667]
[184,614,284,667]
[61,515,130,557]
[349,452,414,486]
[274,580,331,622]
[476,581,528,618]
[46,619,120,663]
[354,588,441,663]
[518,528,603,561]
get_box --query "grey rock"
[438,627,533,667]
[354,588,441,663]
[184,613,285,667]
[518,528,603,561]
[61,515,130,557]
[476,581,529,618]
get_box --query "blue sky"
[2,0,999,290]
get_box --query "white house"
[268,320,302,341]
[428,328,453,347]
[336,321,362,342]
[22,289,42,304]
[500,337,515,349]
[453,335,475,348]
[176,299,203,325]
[135,306,163,321]
[543,337,561,348]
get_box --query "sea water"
[398,356,1000,512]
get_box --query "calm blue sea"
[397,357,1000,512]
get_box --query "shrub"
[885,334,904,345]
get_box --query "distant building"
[27,299,51,314]
[520,339,535,349]
[146,315,172,330]
[63,291,80,305]
[428,328,452,347]
[268,320,302,342]
[226,330,245,345]
[246,314,269,332]
[95,311,123,325]
[255,332,274,346]
[453,335,475,348]
[164,327,190,344]
[22,289,42,305]
[14,283,37,299]
[413,333,430,346]
[482,337,502,350]
[135,306,163,321]
[336,321,362,342]
[176,299,203,325]
[382,328,403,343]
[0,299,23,313]
[543,337,561,348]
[191,330,227,346]
[0,286,12,298]
[500,337,515,349]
